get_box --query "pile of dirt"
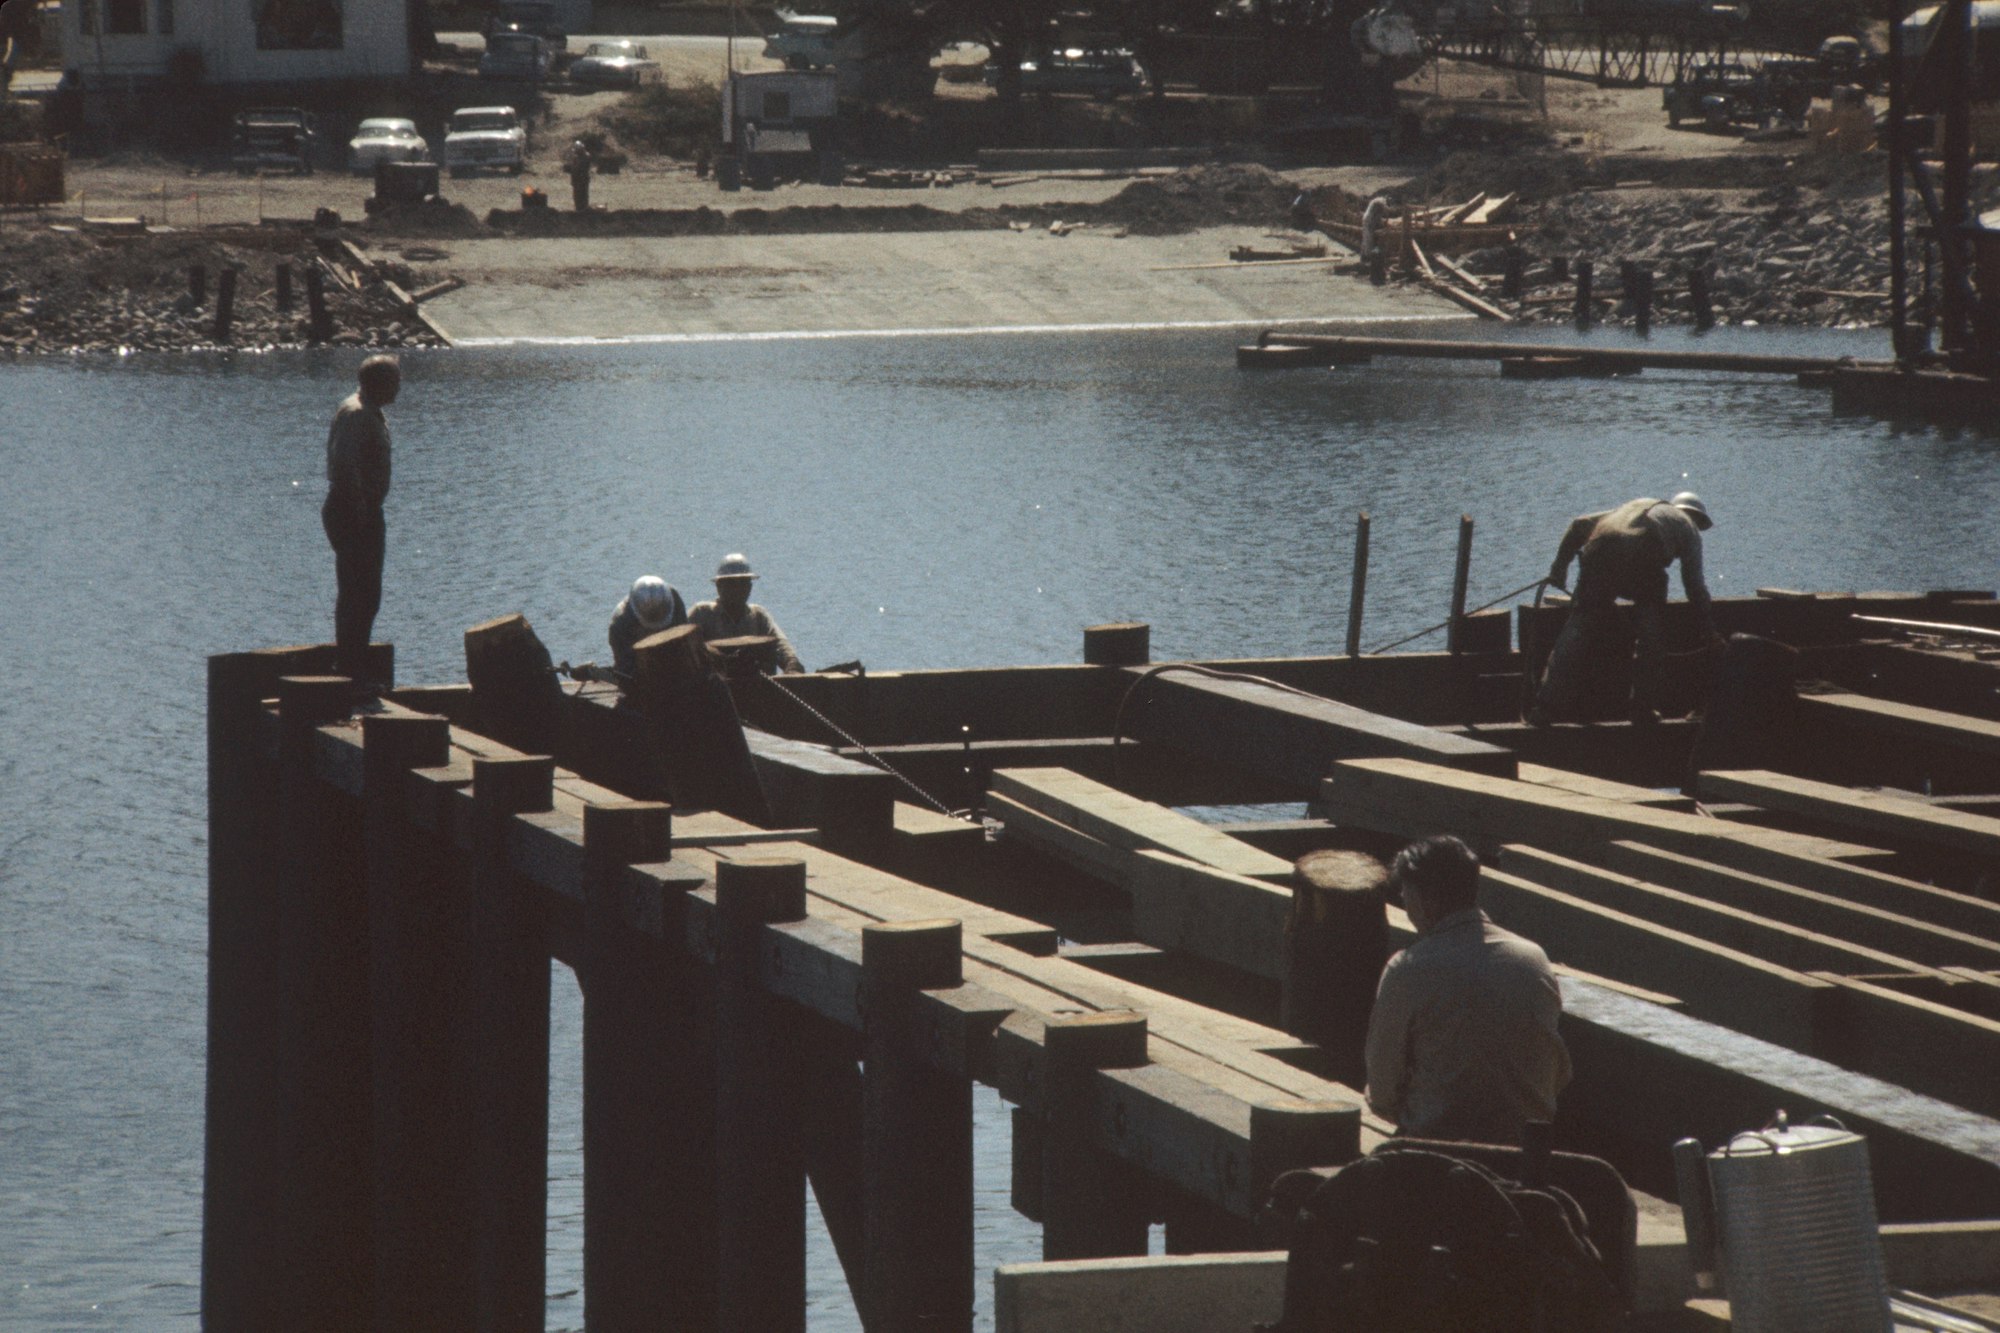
[1095,163,1303,235]
[1394,149,1615,208]
[358,198,489,239]
[0,225,447,355]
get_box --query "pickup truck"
[230,107,317,174]
[443,104,527,175]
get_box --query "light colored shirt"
[324,391,391,521]
[1551,497,1710,608]
[688,600,803,673]
[1364,907,1571,1142]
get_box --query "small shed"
[720,68,837,150]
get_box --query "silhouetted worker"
[321,354,400,690]
[689,552,803,673]
[607,574,687,677]
[564,137,591,211]
[1533,492,1719,726]
[1364,835,1571,1143]
[1289,190,1318,234]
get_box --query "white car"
[347,118,432,174]
[763,13,840,69]
[443,105,527,176]
[570,40,664,88]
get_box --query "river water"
[3,321,1996,1331]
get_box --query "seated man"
[607,574,686,678]
[1364,835,1571,1144]
[688,552,803,674]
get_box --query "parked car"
[762,13,840,70]
[230,107,317,174]
[443,105,527,175]
[570,40,664,88]
[984,47,1149,98]
[1663,60,1769,130]
[347,117,432,173]
[483,0,565,45]
[480,30,554,81]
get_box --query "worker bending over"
[689,553,803,674]
[1534,491,1718,726]
[607,574,687,678]
[1364,835,1571,1144]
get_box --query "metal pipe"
[1345,512,1370,659]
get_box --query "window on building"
[254,0,343,49]
[157,0,173,34]
[105,0,146,34]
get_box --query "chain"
[756,673,969,820]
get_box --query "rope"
[755,672,971,821]
[1364,576,1552,655]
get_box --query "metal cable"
[1109,661,1335,785]
[755,672,970,820]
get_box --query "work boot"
[1527,705,1552,728]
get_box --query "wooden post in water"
[463,613,563,759]
[1626,262,1653,335]
[1503,246,1525,300]
[361,710,476,1328]
[274,673,375,1331]
[862,919,975,1333]
[306,266,331,342]
[1282,850,1390,1089]
[1042,1011,1151,1260]
[1690,265,1716,331]
[1346,512,1370,659]
[580,799,694,1332]
[469,754,555,1333]
[214,266,237,342]
[1574,260,1595,329]
[1084,622,1150,666]
[714,857,810,1333]
[1447,515,1474,655]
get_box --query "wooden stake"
[1346,512,1370,659]
[1447,514,1475,654]
[1042,1011,1151,1260]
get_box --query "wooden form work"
[203,648,1364,1333]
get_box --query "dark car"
[230,107,317,174]
[1663,61,1770,130]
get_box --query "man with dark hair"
[322,354,400,689]
[1363,835,1570,1143]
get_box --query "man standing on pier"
[689,553,803,674]
[322,354,399,690]
[1364,835,1570,1143]
[1533,491,1718,726]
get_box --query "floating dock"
[203,590,2000,1330]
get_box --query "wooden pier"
[204,588,2000,1329]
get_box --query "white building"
[60,0,411,86]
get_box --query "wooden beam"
[1499,844,1953,979]
[1796,689,2000,759]
[1517,762,1696,811]
[1123,670,1517,787]
[1698,768,2000,861]
[1810,973,2000,1119]
[1321,757,1889,869]
[989,767,1292,882]
[1591,841,2000,970]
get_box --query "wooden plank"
[989,768,1292,882]
[1811,973,2000,1119]
[1127,850,1291,983]
[1438,192,1486,224]
[1125,670,1517,787]
[1592,841,2000,970]
[1798,691,2000,759]
[1409,238,1437,280]
[1465,191,1517,223]
[1431,250,1489,292]
[1321,757,1888,867]
[1517,763,1695,810]
[1500,844,1952,979]
[1475,867,1837,1053]
[988,790,1132,886]
[1424,275,1516,322]
[1698,768,2000,861]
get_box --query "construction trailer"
[716,67,841,191]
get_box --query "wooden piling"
[274,673,374,1331]
[306,266,331,342]
[580,800,699,1333]
[634,624,771,823]
[462,613,562,758]
[1690,264,1716,331]
[1042,1011,1151,1261]
[1575,260,1595,329]
[1346,512,1369,659]
[469,754,555,1333]
[1084,622,1151,667]
[714,857,811,1333]
[1503,246,1526,301]
[1282,850,1389,1089]
[863,919,975,1333]
[214,266,237,343]
[361,710,475,1329]
[1626,262,1654,335]
[1447,514,1474,654]
[276,261,294,312]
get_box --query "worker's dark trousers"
[570,170,590,211]
[323,503,385,683]
[1536,555,1668,721]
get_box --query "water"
[3,322,1996,1331]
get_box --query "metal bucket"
[1707,1116,1890,1333]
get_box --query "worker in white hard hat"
[688,553,804,674]
[1532,492,1719,726]
[608,574,688,678]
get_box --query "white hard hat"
[714,553,757,581]
[630,575,673,629]
[1670,491,1713,531]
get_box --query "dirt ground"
[2,57,1905,349]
